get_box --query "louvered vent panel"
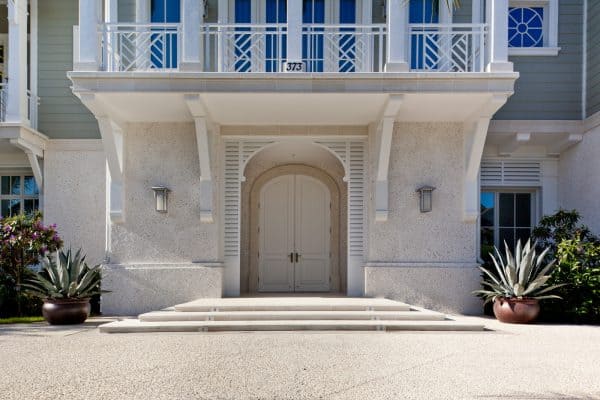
[481,160,541,186]
[347,141,365,257]
[223,141,241,256]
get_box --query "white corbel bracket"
[463,94,509,222]
[184,94,214,223]
[375,95,404,222]
[78,93,125,223]
[9,137,43,192]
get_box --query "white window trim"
[508,0,560,57]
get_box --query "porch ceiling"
[94,92,497,125]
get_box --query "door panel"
[259,175,295,291]
[258,174,330,292]
[294,175,330,291]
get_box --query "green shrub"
[532,210,600,324]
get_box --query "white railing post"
[385,0,409,72]
[287,0,303,67]
[486,0,513,72]
[181,0,202,71]
[6,0,28,123]
[76,0,101,71]
[136,0,150,70]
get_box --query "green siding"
[587,0,600,117]
[38,0,100,139]
[495,0,584,120]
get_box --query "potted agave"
[474,239,563,324]
[23,249,107,325]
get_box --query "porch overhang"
[0,124,48,191]
[68,71,518,126]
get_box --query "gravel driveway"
[1,316,599,400]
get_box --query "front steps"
[99,297,485,333]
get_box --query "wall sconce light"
[151,186,170,213]
[416,186,435,213]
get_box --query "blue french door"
[234,0,286,72]
[410,0,439,70]
[151,0,180,69]
[302,0,325,72]
[266,0,287,72]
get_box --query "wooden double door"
[258,174,331,292]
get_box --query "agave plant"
[22,249,107,300]
[474,239,564,304]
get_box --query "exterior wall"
[495,0,584,120]
[558,123,600,234]
[43,141,106,267]
[38,0,100,139]
[364,122,481,315]
[587,0,600,117]
[101,263,223,315]
[109,123,220,263]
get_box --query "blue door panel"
[151,0,180,69]
[410,0,439,70]
[266,0,287,72]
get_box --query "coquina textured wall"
[43,141,106,266]
[559,125,600,234]
[109,123,220,263]
[364,122,481,315]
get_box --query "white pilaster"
[486,0,513,72]
[181,0,203,71]
[76,0,101,71]
[136,0,150,70]
[6,0,28,123]
[217,0,228,71]
[385,0,409,72]
[287,0,303,64]
[30,0,38,128]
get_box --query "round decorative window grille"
[508,7,544,48]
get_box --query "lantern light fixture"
[416,186,435,213]
[151,186,170,213]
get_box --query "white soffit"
[96,92,496,125]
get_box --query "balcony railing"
[100,22,487,73]
[409,23,487,72]
[0,84,39,130]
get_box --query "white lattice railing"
[101,23,181,71]
[409,23,487,72]
[98,22,488,74]
[301,24,386,73]
[202,24,288,72]
[0,84,39,129]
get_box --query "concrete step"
[173,297,411,312]
[99,319,485,333]
[139,309,446,322]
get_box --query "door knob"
[295,252,300,262]
[289,253,294,263]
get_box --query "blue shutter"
[150,0,180,69]
[410,0,439,70]
[339,0,356,72]
[234,0,252,71]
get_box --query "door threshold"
[239,292,347,298]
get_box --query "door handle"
[295,252,300,263]
[289,252,294,263]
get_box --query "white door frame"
[221,135,366,297]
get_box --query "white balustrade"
[99,22,489,74]
[409,23,487,73]
[101,23,181,71]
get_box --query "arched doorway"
[223,136,365,296]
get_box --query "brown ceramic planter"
[493,297,540,324]
[42,298,91,325]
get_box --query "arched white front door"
[259,174,331,292]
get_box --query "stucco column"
[385,0,409,72]
[486,0,513,72]
[76,0,101,71]
[181,0,203,71]
[5,0,28,123]
[286,0,303,65]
